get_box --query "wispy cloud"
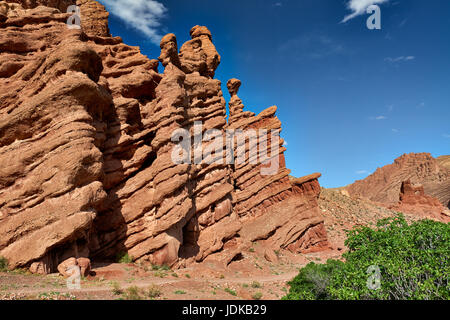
[369,115,387,120]
[342,0,389,23]
[100,0,167,44]
[384,56,415,63]
[443,134,450,139]
[392,128,399,133]
[273,2,283,7]
[399,18,407,27]
[356,170,369,174]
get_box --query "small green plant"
[111,281,123,295]
[124,286,142,300]
[147,285,162,299]
[161,264,171,271]
[249,248,255,253]
[0,256,9,272]
[252,292,263,300]
[174,290,186,295]
[225,288,237,296]
[251,281,262,289]
[219,274,225,279]
[242,283,249,288]
[37,292,76,300]
[185,274,191,278]
[154,271,167,278]
[116,252,133,264]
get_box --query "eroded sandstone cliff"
[347,153,450,210]
[0,0,328,272]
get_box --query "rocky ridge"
[0,0,328,272]
[347,153,450,209]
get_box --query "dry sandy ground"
[0,246,341,300]
[0,188,421,301]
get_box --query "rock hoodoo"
[389,180,450,222]
[0,0,328,272]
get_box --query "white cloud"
[370,115,387,120]
[356,170,369,174]
[384,56,415,63]
[274,2,283,7]
[443,134,450,139]
[392,128,399,133]
[100,0,167,44]
[342,0,389,23]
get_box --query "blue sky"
[98,0,450,188]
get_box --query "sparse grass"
[151,264,171,271]
[111,281,123,295]
[0,256,8,272]
[0,293,27,300]
[174,290,186,295]
[37,292,76,301]
[124,286,142,300]
[154,271,168,278]
[116,252,133,264]
[252,292,263,300]
[120,285,163,300]
[251,281,262,289]
[224,288,237,296]
[147,285,162,299]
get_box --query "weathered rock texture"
[0,0,328,272]
[347,153,450,209]
[389,180,450,222]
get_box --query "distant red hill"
[346,153,450,209]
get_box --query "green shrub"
[111,282,123,295]
[252,292,263,300]
[147,285,162,298]
[0,256,8,272]
[225,288,237,296]
[251,281,262,289]
[174,290,186,295]
[282,260,344,300]
[283,214,450,300]
[116,252,133,264]
[124,286,142,300]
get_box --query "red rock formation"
[389,180,450,222]
[347,153,450,209]
[0,0,329,272]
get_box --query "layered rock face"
[347,153,450,209]
[0,0,328,271]
[389,180,450,222]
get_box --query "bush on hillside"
[283,214,450,300]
